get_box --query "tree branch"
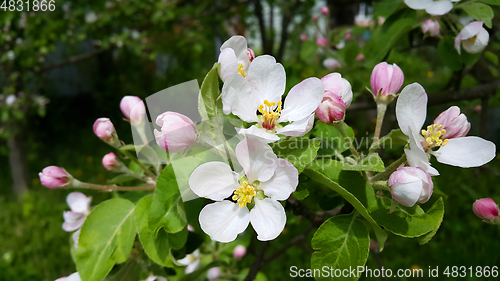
[38,48,109,72]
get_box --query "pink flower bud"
[473,198,499,221]
[315,73,352,124]
[356,53,364,61]
[312,15,318,22]
[474,105,482,112]
[344,29,353,40]
[93,118,119,144]
[321,6,329,16]
[207,267,221,281]
[246,48,255,62]
[39,166,72,189]
[389,167,433,207]
[102,152,124,172]
[370,62,404,98]
[120,96,146,126]
[300,33,308,41]
[422,20,440,37]
[433,106,470,139]
[233,245,247,259]
[154,112,198,153]
[316,37,328,48]
[322,58,340,71]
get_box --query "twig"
[369,154,406,183]
[244,241,269,281]
[73,180,155,191]
[38,49,109,72]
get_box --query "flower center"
[258,100,282,130]
[421,124,449,149]
[232,181,256,208]
[238,63,246,77]
[466,35,477,43]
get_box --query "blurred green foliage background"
[1,0,500,280]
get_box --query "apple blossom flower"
[144,276,168,281]
[189,138,298,242]
[345,29,353,40]
[39,166,72,189]
[63,192,91,232]
[56,272,81,281]
[389,167,433,207]
[315,73,353,123]
[233,245,247,259]
[300,34,308,41]
[404,0,460,16]
[323,58,340,71]
[102,152,127,173]
[120,96,146,126]
[154,111,198,153]
[454,21,489,54]
[316,37,328,48]
[207,267,221,281]
[93,118,121,147]
[370,62,404,99]
[177,249,200,274]
[5,94,16,105]
[222,55,324,143]
[218,36,255,82]
[85,11,98,23]
[321,6,329,16]
[312,16,318,22]
[473,198,499,223]
[356,53,364,61]
[396,83,495,176]
[422,20,440,37]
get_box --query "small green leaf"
[134,195,175,267]
[312,122,354,154]
[305,162,388,251]
[149,165,187,234]
[342,153,385,172]
[198,63,222,120]
[311,213,370,281]
[76,198,136,281]
[371,197,445,238]
[370,129,409,152]
[270,138,321,173]
[373,0,404,18]
[438,36,462,71]
[461,3,494,28]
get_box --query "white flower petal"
[218,48,239,82]
[62,211,86,232]
[279,77,325,122]
[405,130,440,176]
[425,1,453,16]
[186,258,200,274]
[199,201,250,243]
[221,74,260,122]
[391,181,423,207]
[432,136,496,168]
[221,36,248,61]
[462,28,489,54]
[246,55,286,104]
[72,229,81,248]
[404,0,432,10]
[250,198,286,241]
[458,21,484,40]
[396,83,428,136]
[235,126,281,143]
[189,162,239,201]
[67,272,82,281]
[259,159,298,200]
[275,114,315,137]
[235,138,278,182]
[67,192,91,213]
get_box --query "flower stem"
[369,154,406,183]
[73,179,155,191]
[373,103,387,144]
[333,121,359,158]
[120,150,157,179]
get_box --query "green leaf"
[270,138,321,173]
[369,129,409,152]
[373,0,404,18]
[76,198,136,281]
[149,165,187,234]
[371,197,445,238]
[301,40,317,61]
[475,0,500,5]
[198,63,222,120]
[134,195,175,267]
[461,3,494,28]
[304,162,388,251]
[342,153,385,172]
[311,213,370,281]
[109,174,140,184]
[438,36,463,71]
[312,122,354,154]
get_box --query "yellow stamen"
[421,123,449,148]
[238,63,246,77]
[233,181,256,208]
[258,99,282,130]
